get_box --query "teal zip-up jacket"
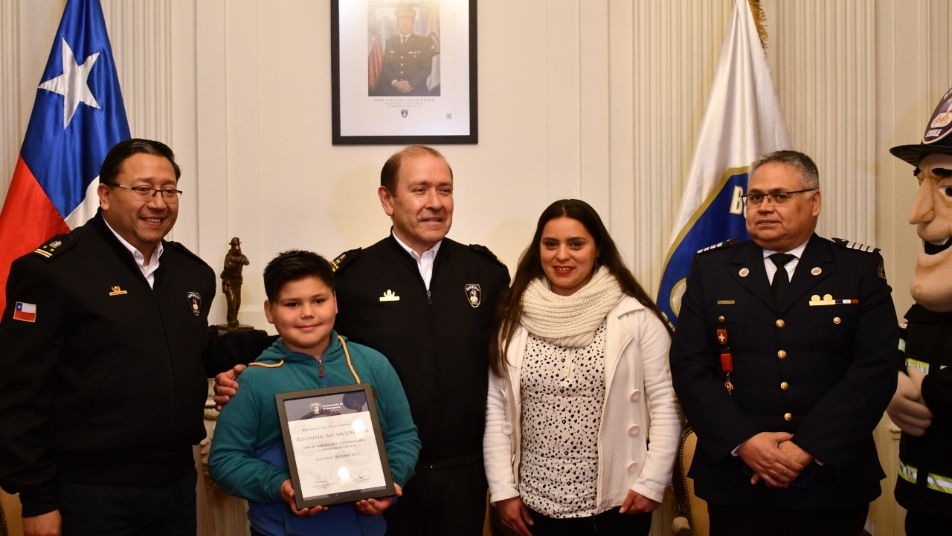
[209,332,420,536]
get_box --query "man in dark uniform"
[669,150,898,535]
[0,139,257,536]
[886,86,952,535]
[373,4,433,96]
[215,145,510,535]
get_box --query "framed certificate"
[330,0,478,144]
[276,384,395,509]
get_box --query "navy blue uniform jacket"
[670,234,898,509]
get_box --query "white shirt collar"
[762,239,809,283]
[392,231,442,260]
[762,240,808,260]
[392,231,441,289]
[103,217,164,288]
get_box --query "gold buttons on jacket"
[776,319,786,328]
[780,382,789,391]
[833,317,842,325]
[718,315,725,323]
[778,350,787,359]
[784,413,793,421]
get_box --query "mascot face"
[910,152,952,311]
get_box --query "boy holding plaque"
[209,250,421,536]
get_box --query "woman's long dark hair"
[488,199,671,377]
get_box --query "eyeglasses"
[108,183,182,202]
[742,189,814,207]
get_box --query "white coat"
[483,296,681,511]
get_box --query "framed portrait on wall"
[331,0,478,145]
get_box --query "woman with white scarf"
[484,199,680,536]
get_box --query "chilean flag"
[0,0,129,314]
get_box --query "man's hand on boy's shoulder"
[208,328,275,372]
[214,364,245,410]
[355,483,403,516]
[281,479,326,517]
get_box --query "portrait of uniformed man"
[371,3,438,97]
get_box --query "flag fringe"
[748,0,768,51]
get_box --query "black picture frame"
[331,0,478,145]
[276,383,395,509]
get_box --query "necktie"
[401,36,407,45]
[770,253,795,307]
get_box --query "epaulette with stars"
[469,244,507,268]
[833,238,886,279]
[32,234,76,260]
[331,248,362,273]
[695,238,738,257]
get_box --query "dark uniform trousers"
[708,503,868,536]
[670,235,899,535]
[333,235,510,535]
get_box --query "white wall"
[4,0,944,324]
[4,0,952,532]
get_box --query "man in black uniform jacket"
[669,150,898,535]
[0,139,263,536]
[216,145,510,535]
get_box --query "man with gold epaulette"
[670,150,899,535]
[886,87,952,535]
[0,139,265,536]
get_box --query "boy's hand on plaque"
[355,483,403,516]
[281,479,325,516]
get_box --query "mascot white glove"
[886,370,933,436]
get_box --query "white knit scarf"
[520,267,623,348]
